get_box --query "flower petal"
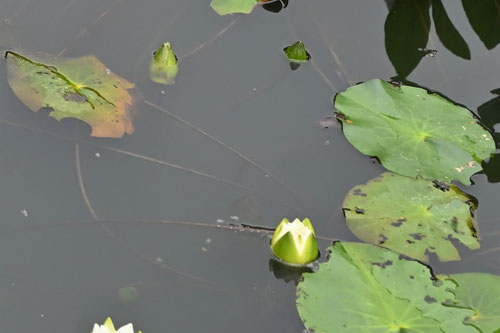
[116,323,135,333]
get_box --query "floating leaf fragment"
[283,41,311,63]
[335,79,495,184]
[5,50,134,138]
[343,172,480,262]
[210,0,259,15]
[150,42,178,85]
[296,242,476,333]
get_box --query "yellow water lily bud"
[271,218,320,265]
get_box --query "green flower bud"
[271,218,319,265]
[150,42,179,85]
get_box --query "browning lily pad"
[296,242,477,333]
[343,172,480,262]
[335,79,495,185]
[5,50,135,138]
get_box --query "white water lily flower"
[91,317,142,333]
[271,218,320,265]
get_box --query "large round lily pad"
[335,79,495,185]
[5,50,135,138]
[296,242,477,333]
[450,273,500,333]
[343,172,479,262]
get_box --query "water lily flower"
[91,317,142,333]
[271,218,320,265]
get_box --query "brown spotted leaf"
[5,50,134,138]
[343,172,480,262]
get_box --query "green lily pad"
[210,0,259,15]
[5,50,135,138]
[343,172,479,262]
[335,79,495,185]
[296,242,476,333]
[450,273,500,333]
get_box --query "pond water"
[0,0,498,331]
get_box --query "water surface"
[0,0,499,331]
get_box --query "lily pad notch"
[5,50,135,138]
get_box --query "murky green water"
[0,0,498,331]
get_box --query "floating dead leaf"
[5,50,135,138]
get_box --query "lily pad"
[210,0,259,15]
[450,273,500,333]
[335,79,495,184]
[5,50,134,138]
[296,242,476,333]
[343,172,479,262]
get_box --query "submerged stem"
[144,100,305,201]
[74,140,225,290]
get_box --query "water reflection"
[483,154,500,183]
[262,0,289,13]
[385,0,432,79]
[385,0,499,79]
[480,88,500,183]
[478,88,500,132]
[268,259,316,284]
[462,0,500,50]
